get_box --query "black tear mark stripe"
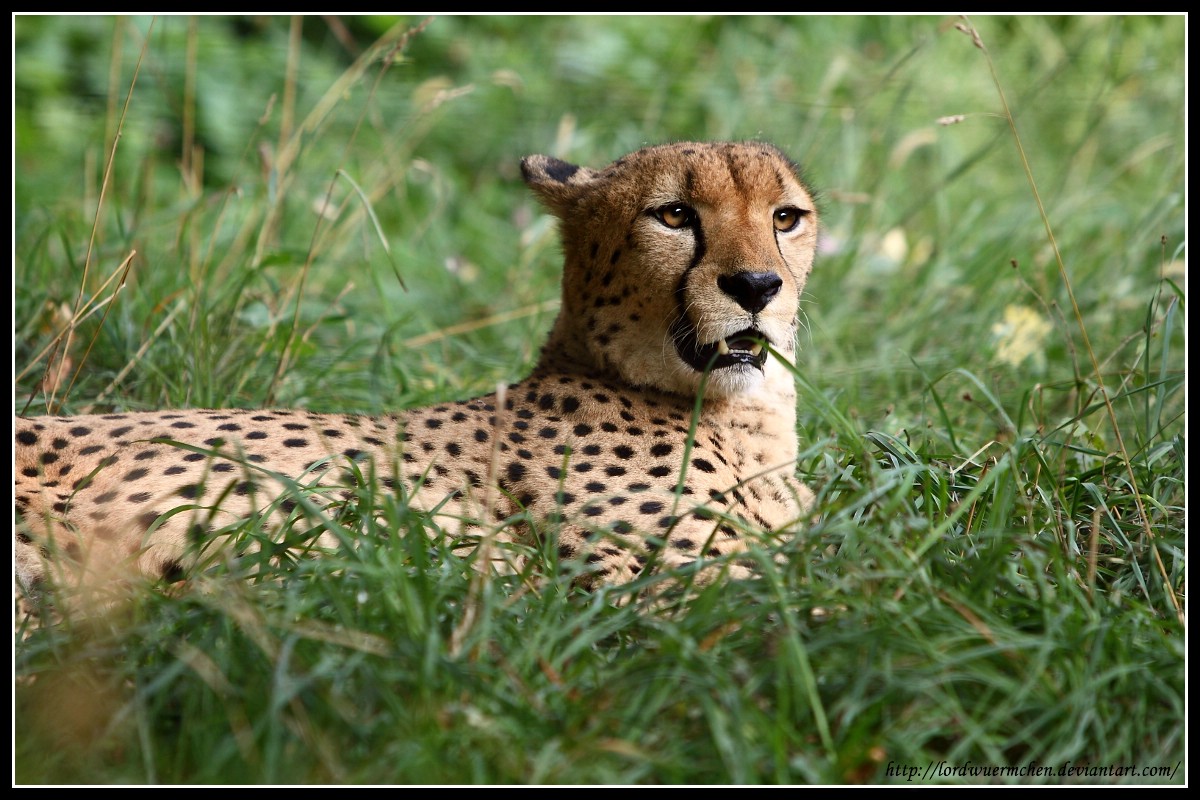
[668,206,709,354]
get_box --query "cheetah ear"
[520,154,600,215]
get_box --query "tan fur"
[15,141,818,607]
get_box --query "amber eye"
[773,206,806,232]
[655,203,695,229]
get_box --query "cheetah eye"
[654,203,696,229]
[773,206,807,233]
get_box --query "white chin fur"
[660,355,769,399]
[701,364,767,398]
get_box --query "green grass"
[14,15,1185,785]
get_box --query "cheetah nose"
[718,271,783,314]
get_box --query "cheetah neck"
[531,330,799,464]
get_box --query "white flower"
[990,305,1052,369]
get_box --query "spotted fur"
[15,141,819,608]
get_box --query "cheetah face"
[523,142,819,400]
[654,196,811,396]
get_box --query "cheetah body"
[15,141,819,599]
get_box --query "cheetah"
[15,141,819,608]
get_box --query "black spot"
[124,468,149,482]
[52,437,69,450]
[601,422,619,433]
[246,431,268,440]
[16,430,37,446]
[582,444,602,456]
[127,492,152,503]
[584,481,607,492]
[593,393,610,404]
[425,418,444,429]
[21,467,39,478]
[322,428,343,438]
[203,437,227,447]
[583,505,603,517]
[629,483,650,492]
[134,450,158,461]
[217,423,242,431]
[538,427,559,439]
[538,394,556,411]
[509,431,526,444]
[507,462,527,483]
[177,484,202,499]
[673,536,695,548]
[650,443,673,457]
[613,445,635,460]
[69,426,92,437]
[94,491,118,504]
[574,423,592,437]
[161,560,186,583]
[170,421,196,430]
[40,452,59,466]
[609,496,628,506]
[546,466,562,479]
[343,448,365,460]
[212,462,234,473]
[693,458,717,473]
[605,466,627,477]
[573,462,593,473]
[612,520,634,534]
[475,429,489,442]
[562,396,581,413]
[446,443,462,457]
[283,438,309,448]
[139,511,161,531]
[648,466,672,478]
[110,426,134,437]
[235,481,258,496]
[79,445,104,455]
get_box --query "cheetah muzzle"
[15,141,820,613]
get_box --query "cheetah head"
[523,141,818,400]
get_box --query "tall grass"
[14,15,1185,784]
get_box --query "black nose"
[718,271,783,314]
